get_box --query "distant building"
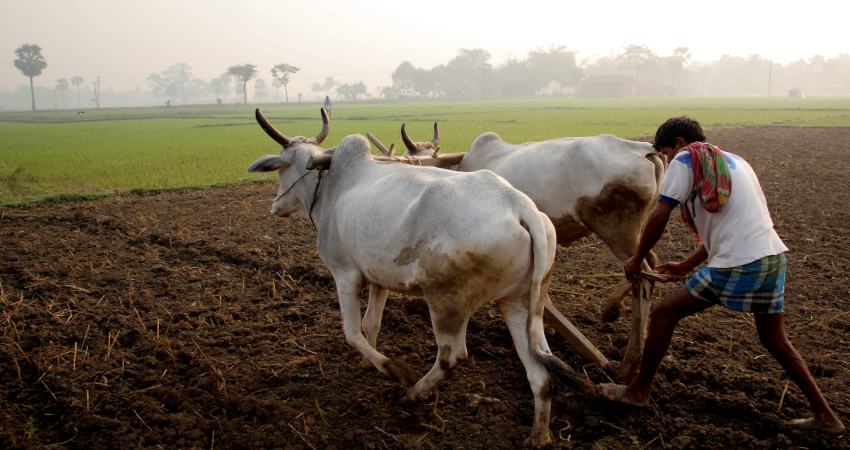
[535,80,576,97]
[577,75,637,98]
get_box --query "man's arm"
[658,245,707,276]
[623,202,675,280]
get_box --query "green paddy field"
[2,97,849,205]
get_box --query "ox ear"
[247,155,287,173]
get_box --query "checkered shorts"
[686,253,787,314]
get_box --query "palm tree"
[227,64,258,104]
[270,63,300,103]
[14,44,48,111]
[70,76,84,108]
[323,77,336,96]
[55,78,69,109]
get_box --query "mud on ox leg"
[405,300,471,401]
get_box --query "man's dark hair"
[653,116,706,149]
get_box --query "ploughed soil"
[2,127,849,449]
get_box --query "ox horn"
[367,132,394,157]
[432,122,440,147]
[315,108,330,144]
[255,108,292,148]
[305,154,332,170]
[400,123,418,152]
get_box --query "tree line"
[388,46,850,98]
[9,43,850,111]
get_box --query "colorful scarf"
[681,142,732,240]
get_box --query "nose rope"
[273,168,326,227]
[307,169,324,226]
[272,169,314,204]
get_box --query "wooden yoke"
[371,153,465,169]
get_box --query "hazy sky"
[2,0,848,96]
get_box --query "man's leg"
[599,286,712,405]
[754,313,846,433]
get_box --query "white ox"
[380,124,666,379]
[248,109,584,447]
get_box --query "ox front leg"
[618,263,654,381]
[360,284,389,367]
[405,303,470,402]
[335,274,417,387]
[498,299,553,448]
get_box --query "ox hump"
[471,132,504,148]
[332,134,372,166]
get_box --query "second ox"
[372,123,666,379]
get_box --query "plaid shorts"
[686,253,787,314]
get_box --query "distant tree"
[335,81,368,101]
[525,46,584,89]
[227,64,258,104]
[311,82,322,99]
[669,47,691,92]
[14,44,48,111]
[55,78,69,108]
[270,63,299,103]
[443,48,492,97]
[70,76,84,108]
[322,77,336,95]
[617,45,657,79]
[392,61,418,90]
[494,57,532,96]
[254,79,269,102]
[210,73,231,103]
[147,63,195,103]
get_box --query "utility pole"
[768,61,773,97]
[95,76,102,108]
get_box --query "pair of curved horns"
[255,108,330,147]
[401,122,439,152]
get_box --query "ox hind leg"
[360,285,389,367]
[405,301,471,402]
[334,272,417,387]
[498,297,553,447]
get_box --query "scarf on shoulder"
[680,142,732,241]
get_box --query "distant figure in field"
[323,95,332,118]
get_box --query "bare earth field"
[1,127,848,449]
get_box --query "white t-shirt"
[659,147,788,268]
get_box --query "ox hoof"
[616,361,639,382]
[403,386,433,403]
[382,358,418,388]
[524,430,552,448]
[601,303,622,322]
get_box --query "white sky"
[1,0,848,95]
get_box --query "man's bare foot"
[789,417,846,434]
[595,383,649,407]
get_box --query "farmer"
[323,95,332,118]
[595,116,845,434]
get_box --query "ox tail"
[644,151,667,269]
[645,151,666,201]
[521,208,588,390]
